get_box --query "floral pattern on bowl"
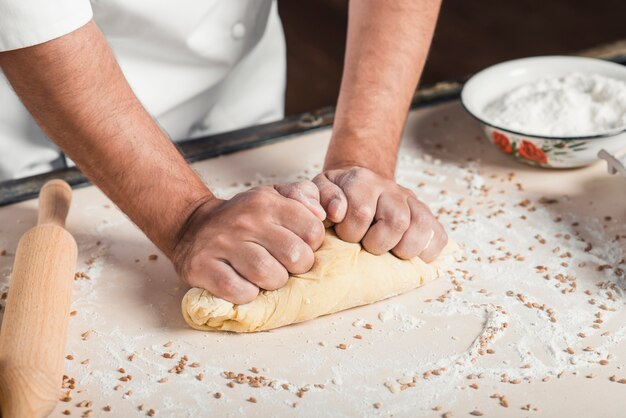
[480,124,626,168]
[489,130,588,167]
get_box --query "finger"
[274,181,326,221]
[332,180,379,243]
[313,173,348,223]
[254,225,315,275]
[274,196,326,251]
[419,222,448,263]
[188,259,259,305]
[392,198,444,261]
[230,242,290,291]
[361,193,411,255]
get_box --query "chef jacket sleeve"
[0,0,93,52]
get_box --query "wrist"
[163,193,220,260]
[324,131,397,179]
[324,155,396,180]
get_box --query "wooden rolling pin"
[0,180,77,418]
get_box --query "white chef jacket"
[0,0,286,181]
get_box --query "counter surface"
[1,101,626,417]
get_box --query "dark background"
[278,0,626,115]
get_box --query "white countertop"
[1,101,626,418]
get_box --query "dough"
[182,230,456,333]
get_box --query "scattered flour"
[377,303,425,331]
[2,104,626,417]
[483,72,626,136]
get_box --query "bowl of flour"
[461,56,626,168]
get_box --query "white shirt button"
[231,22,246,39]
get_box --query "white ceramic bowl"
[461,56,626,168]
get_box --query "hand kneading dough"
[182,230,455,332]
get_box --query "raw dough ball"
[181,230,456,332]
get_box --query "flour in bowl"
[483,72,626,136]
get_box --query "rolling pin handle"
[37,180,73,228]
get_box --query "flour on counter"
[40,150,626,416]
[4,103,626,417]
[483,72,626,136]
[377,303,425,331]
[11,149,625,418]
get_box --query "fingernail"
[422,230,435,252]
[328,198,342,219]
[289,246,301,264]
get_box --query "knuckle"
[352,204,374,223]
[231,214,255,232]
[186,253,209,280]
[410,198,432,216]
[333,223,361,243]
[318,185,343,204]
[214,274,239,297]
[285,238,303,260]
[287,243,314,274]
[291,184,319,202]
[251,185,273,193]
[259,268,289,291]
[250,254,275,280]
[326,188,344,201]
[412,209,434,230]
[362,239,385,256]
[276,268,290,286]
[386,211,411,233]
[302,220,325,245]
[212,232,231,249]
[298,247,315,273]
[296,179,316,191]
[247,187,274,205]
[399,185,414,196]
[315,179,338,194]
[348,166,370,180]
[312,173,327,186]
[273,183,291,196]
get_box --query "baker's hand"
[172,184,325,304]
[312,166,447,261]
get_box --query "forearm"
[325,0,441,178]
[0,21,212,256]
